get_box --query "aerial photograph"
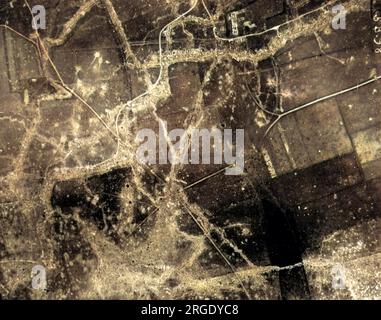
[0,0,380,304]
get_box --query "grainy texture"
[0,0,380,300]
